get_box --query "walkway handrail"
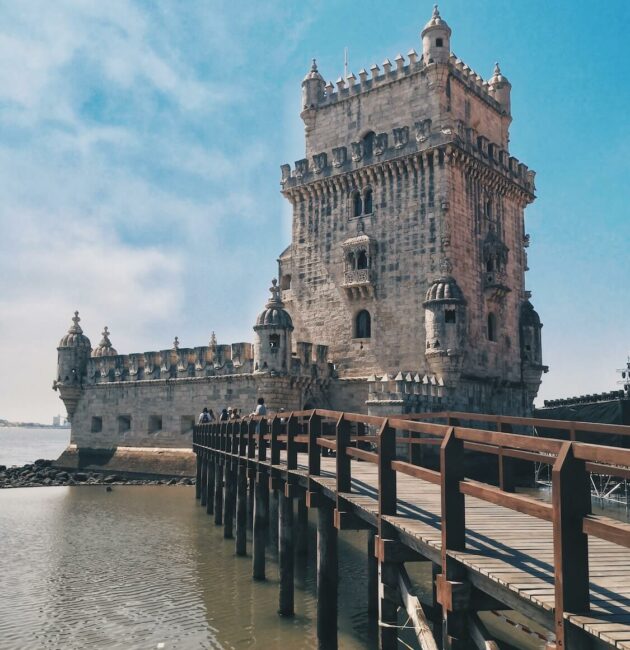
[193,408,630,647]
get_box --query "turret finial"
[433,4,440,18]
[269,278,281,304]
[311,58,318,72]
[69,310,83,334]
[494,62,501,75]
[102,326,110,339]
[209,331,217,348]
[173,336,179,350]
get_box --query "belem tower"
[53,7,547,474]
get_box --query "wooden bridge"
[192,410,630,650]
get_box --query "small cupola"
[92,326,118,358]
[301,58,326,113]
[253,279,294,375]
[488,62,511,115]
[58,311,91,350]
[421,5,451,64]
[55,311,92,394]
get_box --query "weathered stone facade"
[53,7,546,473]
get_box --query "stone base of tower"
[53,444,196,478]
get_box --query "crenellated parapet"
[281,121,535,199]
[366,371,446,411]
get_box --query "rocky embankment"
[0,459,195,489]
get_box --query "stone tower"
[278,6,546,415]
[53,311,92,419]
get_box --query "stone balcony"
[342,268,375,299]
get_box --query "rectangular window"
[118,415,131,434]
[91,416,103,433]
[148,415,162,434]
[180,415,195,435]
[445,309,456,324]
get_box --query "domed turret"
[253,279,294,375]
[421,5,451,65]
[519,298,547,407]
[302,58,325,111]
[92,326,118,358]
[423,276,466,383]
[54,311,92,420]
[488,62,511,115]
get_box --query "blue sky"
[0,0,628,422]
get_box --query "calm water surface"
[0,427,70,466]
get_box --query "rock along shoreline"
[0,459,195,489]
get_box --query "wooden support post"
[317,501,338,649]
[377,419,399,650]
[270,416,281,466]
[278,492,295,617]
[253,471,269,580]
[247,420,256,526]
[439,426,471,649]
[269,487,279,550]
[368,528,378,618]
[235,461,248,555]
[195,444,202,499]
[206,451,215,516]
[214,457,223,526]
[297,495,309,556]
[497,422,515,493]
[223,461,235,539]
[399,565,439,650]
[552,442,591,650]
[199,454,208,507]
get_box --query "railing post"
[286,414,299,470]
[199,429,208,508]
[270,416,281,466]
[307,413,322,507]
[377,419,398,649]
[438,426,470,648]
[223,421,236,539]
[213,422,225,526]
[247,419,256,524]
[552,442,591,649]
[336,414,351,494]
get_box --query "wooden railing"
[193,409,630,649]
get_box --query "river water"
[0,429,547,649]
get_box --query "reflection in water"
[0,486,385,649]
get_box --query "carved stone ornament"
[374,133,388,155]
[332,146,347,168]
[393,126,409,149]
[414,118,432,143]
[312,152,328,174]
[351,141,363,162]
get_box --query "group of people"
[197,397,267,424]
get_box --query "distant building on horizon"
[52,6,547,475]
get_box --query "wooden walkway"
[193,410,630,650]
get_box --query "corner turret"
[301,59,325,132]
[488,62,511,115]
[253,279,294,375]
[53,311,92,419]
[421,5,451,64]
[519,298,548,405]
[423,276,467,385]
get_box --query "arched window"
[362,131,375,158]
[355,310,371,338]
[486,257,494,272]
[435,38,443,47]
[487,313,497,342]
[269,334,280,350]
[353,191,363,217]
[364,188,373,214]
[357,250,368,270]
[347,250,356,270]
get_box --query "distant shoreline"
[0,422,70,430]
